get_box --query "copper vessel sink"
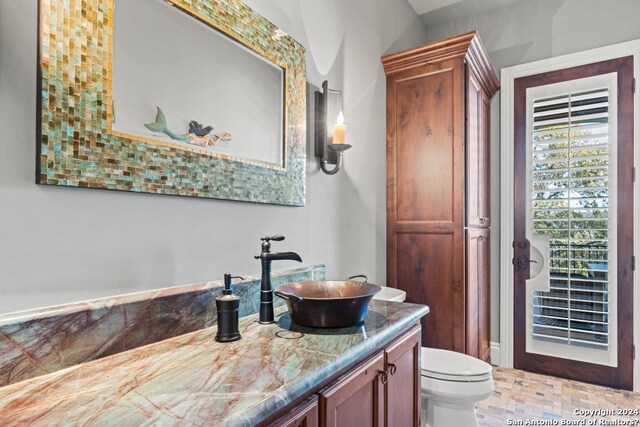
[274,279,381,328]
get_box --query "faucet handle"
[258,235,285,256]
[261,235,285,242]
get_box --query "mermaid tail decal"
[144,107,189,142]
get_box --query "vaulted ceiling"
[408,0,522,26]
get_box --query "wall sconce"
[315,81,351,175]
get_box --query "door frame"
[499,39,640,391]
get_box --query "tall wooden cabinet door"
[481,90,491,226]
[386,58,467,352]
[319,353,385,427]
[466,69,490,228]
[465,228,481,358]
[466,228,490,360]
[385,326,421,427]
[478,229,491,362]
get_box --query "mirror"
[37,0,307,206]
[112,0,285,167]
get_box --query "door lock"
[512,240,529,249]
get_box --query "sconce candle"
[332,111,346,144]
[315,81,351,175]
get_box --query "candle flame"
[336,110,344,126]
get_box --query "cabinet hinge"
[633,167,636,182]
[634,78,637,94]
[633,256,636,271]
[633,345,636,360]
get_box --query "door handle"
[516,255,537,270]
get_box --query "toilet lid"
[372,287,406,302]
[421,348,492,382]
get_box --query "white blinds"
[530,87,611,350]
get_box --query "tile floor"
[477,367,640,426]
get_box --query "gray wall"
[423,0,640,342]
[0,0,427,314]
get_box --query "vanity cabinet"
[319,325,421,427]
[319,353,386,426]
[382,31,499,362]
[273,396,319,427]
[384,326,421,426]
[267,325,422,427]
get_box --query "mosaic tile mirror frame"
[37,0,307,206]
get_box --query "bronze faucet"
[254,235,302,324]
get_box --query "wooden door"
[319,353,385,426]
[513,57,634,390]
[386,58,467,351]
[384,326,421,427]
[272,396,319,427]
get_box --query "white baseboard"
[490,342,501,366]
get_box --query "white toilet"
[420,347,494,427]
[372,287,407,302]
[374,286,494,427]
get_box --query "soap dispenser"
[215,273,243,343]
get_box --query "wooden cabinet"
[272,396,319,427]
[319,353,385,426]
[382,32,499,360]
[384,326,421,427]
[319,325,422,427]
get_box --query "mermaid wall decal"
[144,106,232,147]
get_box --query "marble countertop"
[0,300,428,426]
